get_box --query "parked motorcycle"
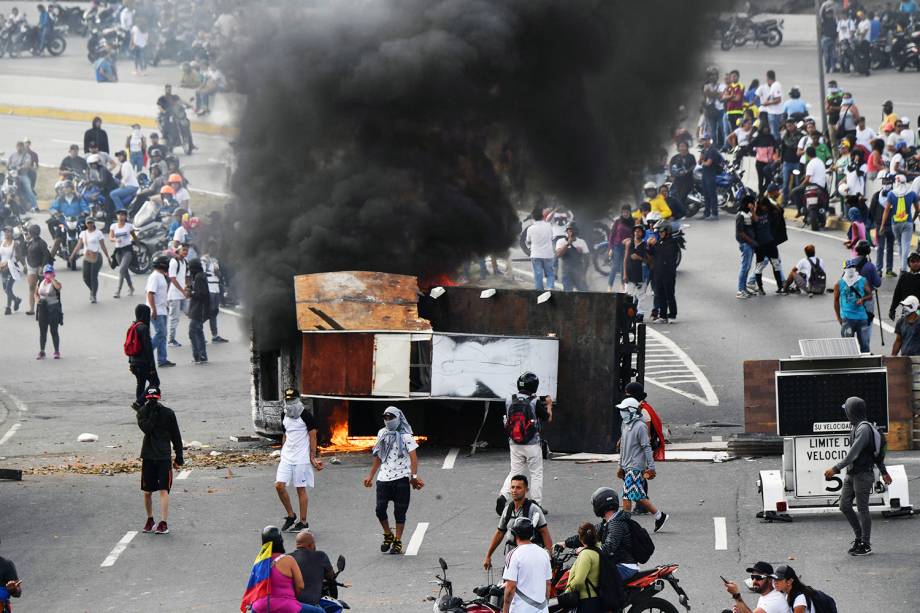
[1,169,30,216]
[792,169,828,231]
[0,21,66,57]
[86,26,127,62]
[893,29,920,71]
[429,558,499,612]
[150,30,197,66]
[82,3,119,33]
[686,161,750,215]
[721,15,783,50]
[49,3,88,36]
[320,555,351,612]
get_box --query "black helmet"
[855,239,871,257]
[624,381,647,401]
[591,487,619,518]
[152,255,170,270]
[283,387,300,401]
[509,517,534,541]
[261,525,284,551]
[517,372,539,395]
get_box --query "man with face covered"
[275,388,323,533]
[615,397,669,533]
[824,396,891,556]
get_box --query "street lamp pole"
[814,0,829,137]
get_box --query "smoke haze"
[227,0,730,348]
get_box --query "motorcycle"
[87,26,127,62]
[791,169,827,231]
[50,3,88,36]
[429,558,499,612]
[0,21,66,57]
[892,30,920,71]
[869,37,893,70]
[687,161,748,215]
[320,555,351,612]
[51,213,85,270]
[158,106,195,155]
[1,169,30,216]
[82,3,119,33]
[129,199,172,275]
[150,29,197,66]
[721,15,783,50]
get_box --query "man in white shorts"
[276,387,323,532]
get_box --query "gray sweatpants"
[167,298,188,342]
[839,470,873,544]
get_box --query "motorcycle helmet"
[624,381,647,401]
[591,487,619,518]
[509,517,534,541]
[883,100,893,114]
[645,211,662,225]
[879,170,893,186]
[168,173,183,184]
[261,525,285,552]
[643,181,657,191]
[789,87,801,99]
[653,219,671,233]
[86,153,101,165]
[160,185,176,196]
[855,239,871,257]
[152,255,171,270]
[517,372,539,395]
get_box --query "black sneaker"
[212,336,229,343]
[847,538,861,554]
[654,512,670,533]
[281,516,296,532]
[851,541,872,556]
[291,521,309,531]
[380,532,395,553]
[390,538,403,555]
[496,495,507,516]
[159,361,176,368]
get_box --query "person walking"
[128,304,158,408]
[0,227,23,316]
[555,222,589,292]
[291,530,335,612]
[23,224,49,316]
[363,407,423,555]
[166,244,189,347]
[497,372,552,515]
[735,195,758,298]
[824,396,891,555]
[146,256,174,368]
[723,561,789,613]
[129,19,149,75]
[616,397,668,533]
[881,174,920,272]
[485,475,552,570]
[501,517,552,613]
[186,258,210,364]
[834,262,872,352]
[559,523,602,613]
[848,240,882,347]
[109,209,137,298]
[275,388,323,533]
[201,241,229,343]
[624,381,666,463]
[525,206,555,291]
[607,206,634,291]
[135,386,183,535]
[868,172,895,277]
[69,217,110,303]
[34,264,62,359]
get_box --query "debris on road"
[26,449,278,476]
[77,433,98,443]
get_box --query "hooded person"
[128,304,158,408]
[824,397,890,556]
[616,397,669,532]
[624,382,665,462]
[363,406,424,555]
[134,386,183,535]
[186,258,210,363]
[275,387,322,534]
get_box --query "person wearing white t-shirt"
[109,209,137,298]
[130,22,149,75]
[166,245,189,346]
[724,561,791,613]
[854,116,877,150]
[69,217,110,303]
[783,244,824,294]
[501,518,551,613]
[275,388,323,533]
[364,407,423,556]
[525,208,555,291]
[145,257,173,367]
[110,150,140,212]
[803,147,827,189]
[759,70,784,138]
[898,120,916,148]
[773,565,817,613]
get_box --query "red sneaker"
[143,517,155,533]
[155,521,169,534]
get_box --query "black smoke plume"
[227,0,729,349]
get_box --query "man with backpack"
[484,475,552,570]
[501,517,552,613]
[497,372,552,516]
[824,396,891,556]
[616,398,669,533]
[783,244,827,296]
[126,304,158,408]
[833,262,872,352]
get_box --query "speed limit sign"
[793,435,850,497]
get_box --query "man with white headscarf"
[616,397,669,533]
[363,406,424,555]
[275,387,323,534]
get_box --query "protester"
[110,150,140,211]
[145,256,174,368]
[0,536,22,613]
[110,209,137,298]
[275,388,322,533]
[668,142,695,211]
[363,407,423,555]
[485,475,552,570]
[892,296,920,356]
[834,261,872,352]
[698,133,723,220]
[200,242,229,343]
[757,70,784,138]
[868,172,895,276]
[564,488,637,582]
[882,175,919,272]
[616,397,668,532]
[723,562,789,613]
[824,396,891,555]
[890,252,920,319]
[23,225,49,315]
[167,244,189,347]
[128,304,159,407]
[250,526,306,613]
[560,523,601,613]
[750,197,787,296]
[623,381,666,463]
[70,217,110,303]
[844,208,867,257]
[736,195,758,299]
[751,114,777,195]
[555,222,589,292]
[7,141,38,212]
[291,530,334,612]
[59,144,89,178]
[130,19,149,75]
[783,244,826,296]
[83,117,109,153]
[135,386,183,535]
[647,220,680,322]
[525,206,555,291]
[501,517,552,613]
[34,264,62,359]
[623,225,650,316]
[607,207,634,291]
[0,227,23,316]
[498,372,552,515]
[186,258,210,363]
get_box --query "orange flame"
[320,401,425,453]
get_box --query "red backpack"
[124,322,143,357]
[505,395,538,445]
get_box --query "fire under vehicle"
[249,271,644,453]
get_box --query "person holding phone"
[723,561,788,613]
[0,536,21,613]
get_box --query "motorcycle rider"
[156,85,196,152]
[83,117,109,154]
[47,180,89,257]
[59,144,89,179]
[563,487,639,581]
[110,150,140,212]
[485,474,552,570]
[291,530,335,612]
[501,517,552,613]
[7,141,38,213]
[86,152,118,221]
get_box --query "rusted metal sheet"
[301,333,374,396]
[294,272,431,331]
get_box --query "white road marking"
[0,387,28,413]
[0,423,21,446]
[176,469,192,480]
[101,531,138,567]
[714,517,728,550]
[404,522,429,556]
[442,448,460,470]
[643,327,719,406]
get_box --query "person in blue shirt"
[835,263,872,352]
[36,4,51,54]
[93,49,118,83]
[900,0,918,15]
[782,87,809,119]
[47,181,89,237]
[847,240,882,348]
[869,12,882,40]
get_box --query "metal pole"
[814,0,829,138]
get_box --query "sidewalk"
[0,74,239,136]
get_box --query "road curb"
[0,103,237,137]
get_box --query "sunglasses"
[750,575,767,581]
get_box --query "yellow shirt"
[881,112,898,132]
[648,195,672,219]
[565,548,600,599]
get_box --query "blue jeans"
[843,318,870,353]
[152,314,168,365]
[821,35,837,71]
[38,25,50,52]
[531,257,554,291]
[768,114,783,140]
[133,46,147,71]
[110,185,138,211]
[738,242,754,291]
[130,151,144,171]
[781,161,799,206]
[702,172,718,218]
[893,221,913,272]
[705,114,722,147]
[875,228,894,273]
[608,243,625,288]
[189,318,207,361]
[617,565,638,581]
[17,174,37,209]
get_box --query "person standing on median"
[135,386,183,535]
[275,388,323,534]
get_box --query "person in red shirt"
[723,70,746,134]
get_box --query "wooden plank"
[301,333,374,396]
[294,272,421,305]
[296,302,430,332]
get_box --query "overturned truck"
[250,272,644,453]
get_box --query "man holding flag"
[242,526,311,613]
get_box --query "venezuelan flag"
[240,541,272,612]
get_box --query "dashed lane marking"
[176,469,192,480]
[101,531,138,567]
[0,423,21,446]
[404,522,429,556]
[714,517,728,550]
[642,327,719,406]
[442,448,460,470]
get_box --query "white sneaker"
[736,290,751,299]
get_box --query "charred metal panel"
[301,333,375,396]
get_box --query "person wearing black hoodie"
[186,258,210,364]
[888,252,920,320]
[134,386,183,535]
[83,117,109,154]
[129,304,158,407]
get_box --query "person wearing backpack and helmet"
[892,296,920,356]
[127,304,157,408]
[824,397,891,556]
[616,398,669,533]
[497,372,552,516]
[501,517,552,613]
[485,474,552,571]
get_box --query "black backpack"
[627,518,655,564]
[811,589,838,613]
[501,500,544,547]
[505,395,537,445]
[857,421,887,465]
[589,549,626,612]
[807,257,827,294]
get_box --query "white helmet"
[900,116,911,127]
[899,295,920,315]
[87,153,101,164]
[838,182,849,196]
[645,211,662,223]
[643,181,657,192]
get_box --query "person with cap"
[554,222,589,292]
[110,150,140,212]
[69,217,110,304]
[83,117,109,154]
[186,258,210,363]
[647,219,680,323]
[134,385,183,535]
[868,171,895,276]
[501,516,552,613]
[363,407,424,555]
[624,382,665,463]
[485,475,552,571]
[772,564,822,613]
[698,132,723,220]
[291,530,335,611]
[249,526,307,613]
[881,174,919,272]
[48,179,90,253]
[880,100,898,133]
[897,116,915,148]
[147,132,168,165]
[145,255,174,367]
[824,396,891,555]
[0,536,22,613]
[59,144,89,178]
[34,264,62,359]
[563,487,637,584]
[723,561,789,613]
[275,388,322,534]
[128,304,158,407]
[616,397,668,533]
[888,140,910,175]
[498,372,552,516]
[109,208,137,299]
[890,252,920,320]
[23,224,50,316]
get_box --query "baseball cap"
[900,296,920,313]
[745,561,775,577]
[145,386,161,399]
[616,397,641,410]
[773,565,798,581]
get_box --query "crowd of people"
[818,0,919,75]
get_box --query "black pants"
[131,364,160,405]
[375,477,411,524]
[82,257,102,298]
[755,160,770,194]
[39,321,60,352]
[652,272,677,319]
